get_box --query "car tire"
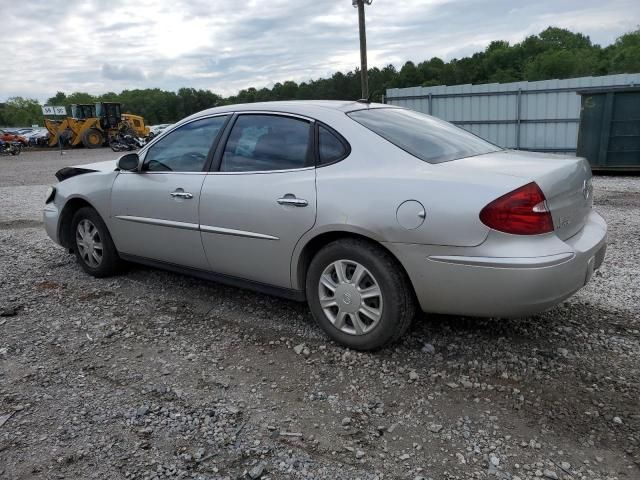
[71,207,121,278]
[306,238,417,351]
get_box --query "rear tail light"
[480,182,554,235]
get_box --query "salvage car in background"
[25,128,50,147]
[6,128,35,136]
[43,101,607,350]
[0,128,28,145]
[148,123,172,138]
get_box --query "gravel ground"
[0,149,639,480]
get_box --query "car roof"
[193,100,393,118]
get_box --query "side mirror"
[117,153,140,171]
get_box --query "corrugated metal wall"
[385,74,640,155]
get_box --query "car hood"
[56,159,118,181]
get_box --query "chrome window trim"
[137,113,233,164]
[231,110,317,123]
[214,112,316,174]
[138,111,317,173]
[118,171,207,176]
[205,166,315,176]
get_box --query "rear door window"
[220,115,312,172]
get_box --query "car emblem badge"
[342,292,353,305]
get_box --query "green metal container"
[577,87,640,171]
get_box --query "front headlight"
[45,186,56,204]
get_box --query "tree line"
[1,27,638,127]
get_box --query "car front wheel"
[306,238,416,351]
[71,207,121,278]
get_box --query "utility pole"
[353,0,372,100]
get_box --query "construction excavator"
[44,102,149,148]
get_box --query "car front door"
[200,113,317,289]
[110,115,230,269]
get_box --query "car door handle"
[277,195,308,207]
[170,191,194,199]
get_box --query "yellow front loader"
[44,102,150,148]
[122,113,150,138]
[44,117,72,147]
[44,104,97,147]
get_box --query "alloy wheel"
[76,219,103,268]
[318,259,383,336]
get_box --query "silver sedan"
[44,101,607,350]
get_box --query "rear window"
[347,108,501,164]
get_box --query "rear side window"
[221,115,312,172]
[318,125,348,165]
[144,116,228,172]
[347,108,501,164]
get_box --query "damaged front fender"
[55,167,98,182]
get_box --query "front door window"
[144,116,229,172]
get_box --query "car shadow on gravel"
[406,301,638,357]
[122,263,557,352]
[104,262,638,361]
[408,309,557,343]
[122,263,318,326]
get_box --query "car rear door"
[199,113,317,289]
[110,115,230,269]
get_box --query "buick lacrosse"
[44,101,607,350]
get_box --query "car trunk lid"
[440,150,593,240]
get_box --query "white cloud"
[102,64,147,81]
[0,0,637,102]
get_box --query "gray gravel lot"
[0,149,639,480]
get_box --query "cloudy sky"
[1,0,638,102]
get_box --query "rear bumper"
[387,211,607,317]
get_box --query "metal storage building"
[385,74,640,157]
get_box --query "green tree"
[524,48,603,80]
[0,97,43,127]
[538,27,592,50]
[483,41,524,82]
[397,61,423,88]
[46,91,68,106]
[608,29,640,73]
[418,57,445,85]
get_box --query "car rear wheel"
[306,238,416,351]
[71,207,121,277]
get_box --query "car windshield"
[347,107,502,164]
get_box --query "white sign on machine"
[41,106,67,116]
[41,106,67,156]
